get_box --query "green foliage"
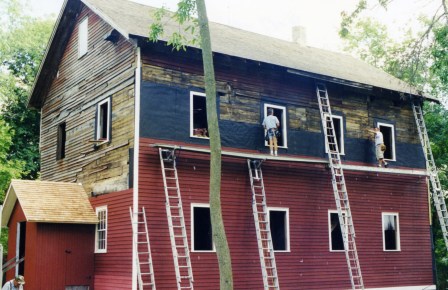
[431,26,448,90]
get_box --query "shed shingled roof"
[28,0,436,108]
[2,180,98,227]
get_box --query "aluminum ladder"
[247,159,280,290]
[159,148,194,290]
[412,102,448,250]
[130,207,156,290]
[316,83,364,290]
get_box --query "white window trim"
[377,122,396,161]
[15,222,20,276]
[263,104,288,149]
[382,212,401,252]
[267,207,290,252]
[191,203,215,252]
[96,97,111,143]
[190,91,209,139]
[78,17,88,58]
[324,114,345,155]
[328,210,348,252]
[95,206,108,253]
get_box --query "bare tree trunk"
[195,0,233,289]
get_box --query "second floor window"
[56,122,66,160]
[96,98,111,142]
[95,206,107,253]
[378,122,396,161]
[190,92,209,138]
[325,115,344,155]
[264,104,287,148]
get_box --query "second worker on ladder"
[262,108,280,156]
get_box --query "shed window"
[192,204,214,251]
[378,123,395,161]
[382,213,400,251]
[96,98,111,142]
[264,104,287,148]
[56,122,66,160]
[268,208,289,251]
[190,92,209,138]
[329,210,347,252]
[78,17,88,57]
[95,206,107,253]
[325,115,344,155]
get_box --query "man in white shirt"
[262,108,280,156]
[2,275,25,290]
[367,127,388,168]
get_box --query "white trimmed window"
[191,203,214,252]
[96,97,111,142]
[95,206,107,253]
[263,104,287,148]
[382,213,400,251]
[78,17,88,57]
[377,122,396,161]
[268,207,290,252]
[190,92,209,138]
[328,210,347,252]
[325,115,344,155]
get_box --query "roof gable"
[2,180,98,226]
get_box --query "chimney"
[292,26,307,46]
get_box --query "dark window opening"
[269,210,287,251]
[265,107,285,147]
[193,207,213,251]
[326,116,343,154]
[98,101,109,140]
[379,125,394,160]
[18,222,26,275]
[192,95,209,137]
[56,122,66,160]
[384,215,398,250]
[330,212,344,251]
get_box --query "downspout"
[132,46,141,290]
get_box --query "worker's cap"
[15,275,25,285]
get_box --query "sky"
[27,0,441,52]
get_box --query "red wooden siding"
[138,137,432,289]
[90,189,133,289]
[5,202,95,289]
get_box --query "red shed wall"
[139,138,432,289]
[5,202,26,281]
[90,189,133,290]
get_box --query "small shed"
[1,180,98,290]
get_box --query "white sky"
[27,0,440,52]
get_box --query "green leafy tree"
[0,0,54,181]
[149,1,233,289]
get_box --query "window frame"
[95,206,108,253]
[377,122,396,161]
[56,122,66,160]
[190,91,209,139]
[95,97,111,143]
[191,203,215,252]
[78,17,88,58]
[382,212,401,252]
[328,210,348,252]
[324,114,345,155]
[263,103,288,148]
[267,207,290,252]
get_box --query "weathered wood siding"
[39,4,135,195]
[139,45,424,168]
[90,189,133,290]
[139,137,432,289]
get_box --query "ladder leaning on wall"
[159,148,194,290]
[316,83,364,290]
[247,159,280,290]
[412,101,448,250]
[129,207,157,290]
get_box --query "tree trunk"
[195,0,234,289]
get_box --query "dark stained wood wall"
[138,137,432,289]
[90,188,133,290]
[40,5,135,195]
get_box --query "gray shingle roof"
[83,0,434,100]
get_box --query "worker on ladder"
[262,108,280,156]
